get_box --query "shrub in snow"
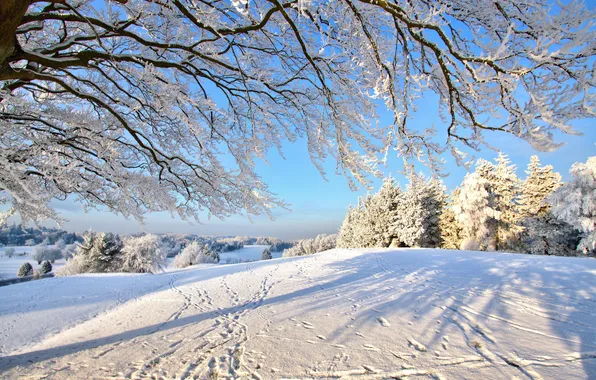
[18,262,33,277]
[25,239,36,246]
[55,239,66,251]
[58,232,124,275]
[283,234,336,257]
[40,260,53,274]
[4,247,15,258]
[173,242,218,268]
[261,248,272,260]
[121,234,167,273]
[550,156,596,256]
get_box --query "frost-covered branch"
[0,0,594,223]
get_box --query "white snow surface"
[0,248,595,379]
[219,244,280,263]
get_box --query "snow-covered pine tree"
[518,155,568,255]
[69,232,124,273]
[454,172,500,251]
[336,206,359,248]
[492,153,522,252]
[392,175,445,248]
[336,178,404,248]
[518,156,562,218]
[440,188,463,250]
[550,157,596,256]
[261,248,272,260]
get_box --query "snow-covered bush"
[261,248,272,260]
[4,247,15,258]
[57,232,124,276]
[40,260,52,274]
[121,234,167,273]
[173,242,219,268]
[550,157,596,256]
[25,239,36,246]
[33,244,62,264]
[283,234,336,257]
[17,262,33,277]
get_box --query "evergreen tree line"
[337,155,595,257]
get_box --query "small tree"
[40,260,53,274]
[121,234,167,274]
[173,242,218,268]
[261,248,272,260]
[17,262,33,277]
[33,243,47,264]
[4,248,15,258]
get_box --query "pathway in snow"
[1,248,595,379]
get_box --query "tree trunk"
[0,0,31,75]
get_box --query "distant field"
[0,246,66,280]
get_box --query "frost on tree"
[336,178,403,249]
[453,172,499,251]
[173,241,219,268]
[550,157,596,256]
[392,175,445,248]
[1,1,595,224]
[439,188,463,250]
[121,234,167,273]
[59,232,124,275]
[518,156,572,256]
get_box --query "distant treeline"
[0,224,82,246]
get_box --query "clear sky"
[47,88,596,240]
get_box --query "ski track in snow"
[1,248,596,379]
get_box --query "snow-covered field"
[219,244,281,263]
[0,248,595,379]
[0,246,66,280]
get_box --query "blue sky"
[49,89,595,240]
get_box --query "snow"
[219,244,280,263]
[0,246,66,280]
[1,248,595,379]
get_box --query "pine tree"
[17,262,33,277]
[550,156,596,256]
[393,175,446,247]
[261,248,272,260]
[336,206,359,248]
[440,188,463,249]
[40,260,52,274]
[492,153,522,252]
[453,172,500,251]
[518,156,562,218]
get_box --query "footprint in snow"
[377,317,390,327]
[316,335,326,340]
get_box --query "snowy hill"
[0,248,595,379]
